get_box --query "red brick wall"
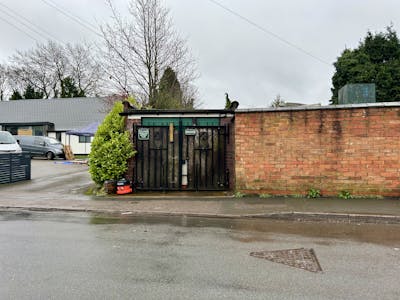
[235,106,400,196]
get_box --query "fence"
[0,153,31,184]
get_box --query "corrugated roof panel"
[0,97,108,131]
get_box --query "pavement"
[1,160,400,224]
[2,189,400,224]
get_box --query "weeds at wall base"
[307,188,321,198]
[338,190,353,199]
[234,191,246,198]
[259,193,272,198]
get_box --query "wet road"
[1,211,399,300]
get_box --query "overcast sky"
[0,0,399,108]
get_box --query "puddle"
[89,213,400,246]
[1,210,400,247]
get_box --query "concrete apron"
[1,205,400,225]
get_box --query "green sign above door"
[142,117,220,127]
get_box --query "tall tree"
[7,41,102,99]
[8,46,54,99]
[155,67,184,109]
[66,43,102,97]
[100,0,197,106]
[331,26,400,104]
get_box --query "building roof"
[0,97,107,131]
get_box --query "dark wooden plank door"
[134,125,227,191]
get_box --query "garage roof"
[0,97,107,131]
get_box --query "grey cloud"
[0,0,399,108]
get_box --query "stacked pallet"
[64,145,74,160]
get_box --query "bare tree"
[8,40,103,99]
[66,42,102,96]
[0,63,8,100]
[9,50,53,98]
[100,0,197,106]
[40,40,68,97]
[8,41,66,98]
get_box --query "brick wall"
[235,105,400,196]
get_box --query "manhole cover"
[250,248,322,273]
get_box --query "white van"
[0,131,22,153]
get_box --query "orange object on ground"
[117,185,132,194]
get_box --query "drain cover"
[250,248,322,273]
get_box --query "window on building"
[79,136,91,143]
[4,126,18,135]
[32,125,44,136]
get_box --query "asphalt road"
[0,211,399,300]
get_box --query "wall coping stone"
[236,102,400,113]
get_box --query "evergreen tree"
[9,90,23,100]
[23,85,44,99]
[331,26,400,104]
[154,67,183,109]
[89,101,135,185]
[61,76,85,98]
